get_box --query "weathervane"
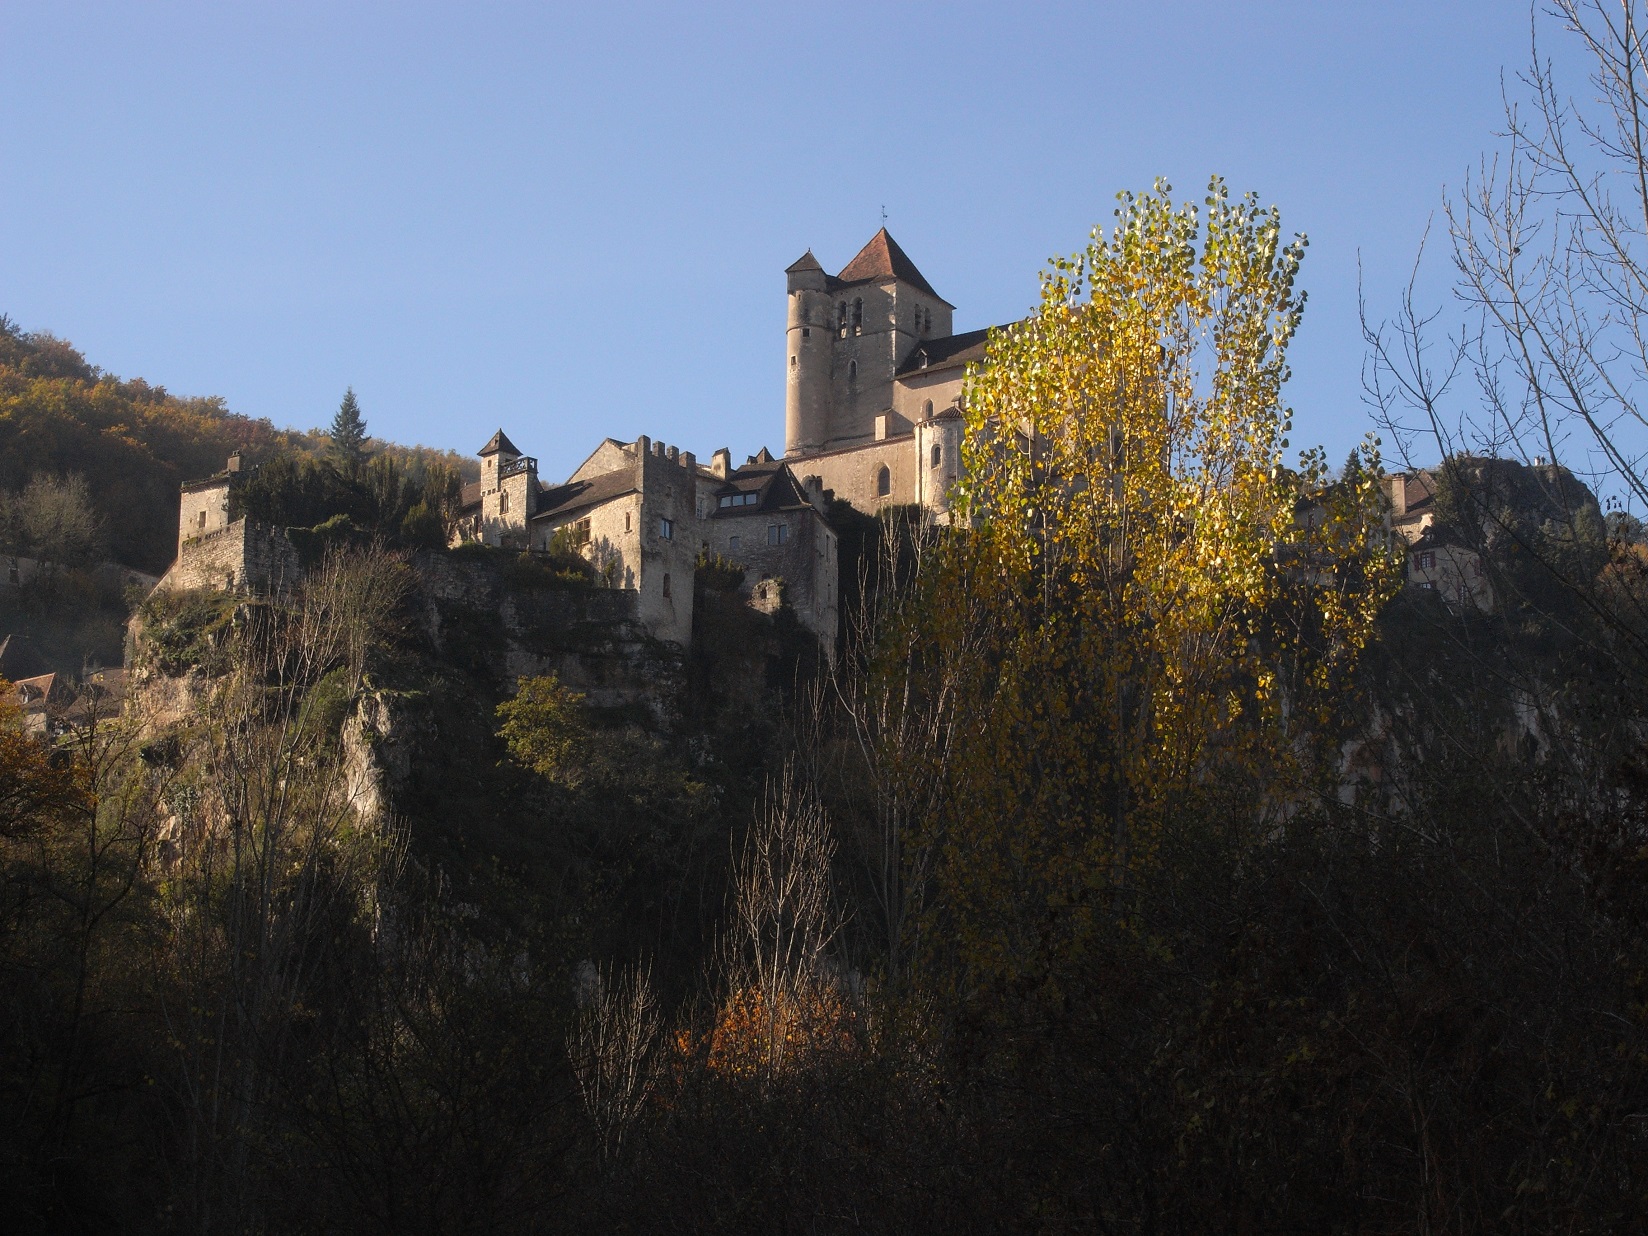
[881,204,888,225]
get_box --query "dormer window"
[718,492,759,509]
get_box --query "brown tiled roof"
[896,325,997,377]
[478,429,520,457]
[786,249,824,274]
[836,229,943,300]
[533,464,638,521]
[459,481,482,510]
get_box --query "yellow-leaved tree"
[928,178,1398,988]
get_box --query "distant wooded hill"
[0,316,473,573]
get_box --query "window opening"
[729,535,740,552]
[500,491,510,514]
[790,354,797,368]
[1417,550,1436,570]
[876,466,891,497]
[923,399,934,418]
[802,326,810,338]
[625,511,632,532]
[659,516,674,540]
[837,302,847,336]
[931,443,942,469]
[571,517,591,548]
[852,298,863,334]
[768,524,787,546]
[663,573,671,598]
[848,360,857,383]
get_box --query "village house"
[455,431,838,650]
[157,452,301,597]
[1381,469,1493,612]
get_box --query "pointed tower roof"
[835,228,947,302]
[785,249,824,274]
[478,429,520,457]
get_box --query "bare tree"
[714,760,846,1082]
[569,962,660,1164]
[154,545,409,1230]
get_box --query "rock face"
[413,551,687,724]
[342,689,434,831]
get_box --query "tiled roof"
[478,429,520,457]
[836,229,943,300]
[786,249,824,274]
[896,326,996,377]
[459,481,481,509]
[534,464,638,520]
[712,459,813,516]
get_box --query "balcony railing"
[499,456,537,479]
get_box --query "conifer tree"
[329,387,367,467]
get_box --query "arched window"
[852,298,863,334]
[500,491,510,514]
[931,443,942,469]
[923,399,933,419]
[848,360,857,383]
[876,466,891,497]
[837,302,847,336]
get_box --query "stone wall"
[703,504,837,648]
[161,519,301,596]
[791,435,919,514]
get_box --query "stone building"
[1382,469,1493,611]
[157,454,301,596]
[456,432,838,651]
[782,229,988,521]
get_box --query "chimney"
[874,413,890,442]
[1384,473,1407,516]
[711,448,731,479]
[227,452,243,473]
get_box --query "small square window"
[802,327,810,338]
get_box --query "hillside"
[0,315,472,574]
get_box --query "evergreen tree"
[329,387,367,467]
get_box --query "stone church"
[455,228,995,651]
[160,229,996,654]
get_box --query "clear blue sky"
[1,1,1556,480]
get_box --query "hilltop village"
[147,227,1526,672]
